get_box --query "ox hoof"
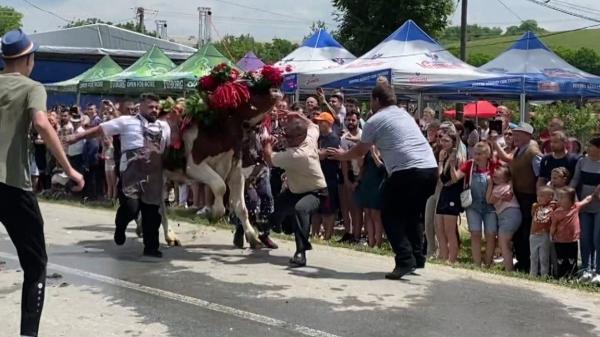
[167,239,182,247]
[246,235,263,250]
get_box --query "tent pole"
[519,93,527,123]
[294,88,300,104]
[416,92,423,118]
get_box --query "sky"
[3,0,600,43]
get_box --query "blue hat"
[1,29,38,59]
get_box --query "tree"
[0,6,23,36]
[440,24,503,42]
[303,20,329,41]
[214,34,298,64]
[555,46,600,76]
[531,103,599,144]
[505,20,547,36]
[332,0,455,55]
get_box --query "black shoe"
[289,252,306,268]
[233,227,244,249]
[143,249,163,258]
[337,233,353,244]
[114,226,126,245]
[385,266,414,280]
[259,234,278,249]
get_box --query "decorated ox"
[143,64,283,248]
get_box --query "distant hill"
[442,28,600,59]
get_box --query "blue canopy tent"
[275,29,355,94]
[477,31,600,119]
[298,21,522,96]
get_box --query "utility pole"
[197,7,212,47]
[457,0,468,121]
[136,7,145,33]
[155,20,168,39]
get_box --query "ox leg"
[228,162,262,248]
[186,159,227,220]
[135,213,143,238]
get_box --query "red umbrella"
[444,100,497,119]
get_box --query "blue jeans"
[579,212,600,271]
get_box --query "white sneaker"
[579,271,594,283]
[591,274,600,285]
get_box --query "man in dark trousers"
[328,78,438,280]
[66,94,170,258]
[0,29,84,337]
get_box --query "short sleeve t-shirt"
[318,132,341,182]
[272,124,327,194]
[551,204,583,242]
[539,153,580,183]
[361,106,437,174]
[459,160,498,186]
[0,73,47,191]
[531,202,557,235]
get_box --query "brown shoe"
[259,234,278,249]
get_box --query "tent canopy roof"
[24,24,196,60]
[45,55,123,92]
[237,51,265,72]
[297,20,512,93]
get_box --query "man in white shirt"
[263,110,327,267]
[339,111,364,243]
[67,115,86,174]
[66,93,170,258]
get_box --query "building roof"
[25,24,196,60]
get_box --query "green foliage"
[332,0,455,55]
[466,53,493,67]
[554,46,600,76]
[505,20,547,36]
[214,35,298,64]
[0,6,23,36]
[303,20,329,41]
[440,24,503,42]
[531,103,599,144]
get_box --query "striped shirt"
[570,157,600,213]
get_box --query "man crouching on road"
[65,93,170,258]
[263,110,327,267]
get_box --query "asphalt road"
[1,202,599,337]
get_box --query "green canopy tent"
[44,55,123,92]
[151,43,237,93]
[80,45,176,94]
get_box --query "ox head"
[238,87,283,128]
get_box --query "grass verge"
[39,196,600,294]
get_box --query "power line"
[549,0,600,15]
[20,0,72,23]
[524,0,600,23]
[209,0,320,23]
[496,0,525,22]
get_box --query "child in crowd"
[551,187,593,279]
[549,167,570,197]
[487,165,522,271]
[530,186,557,277]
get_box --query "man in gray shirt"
[328,79,438,280]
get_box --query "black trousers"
[382,168,437,269]
[515,192,536,272]
[115,196,161,252]
[554,241,579,279]
[269,190,320,253]
[0,183,47,337]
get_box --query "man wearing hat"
[494,122,542,273]
[67,114,86,175]
[0,29,84,337]
[311,112,342,241]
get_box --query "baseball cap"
[313,112,335,125]
[513,122,534,135]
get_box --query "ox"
[136,87,281,248]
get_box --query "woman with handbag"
[451,142,499,267]
[436,131,465,263]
